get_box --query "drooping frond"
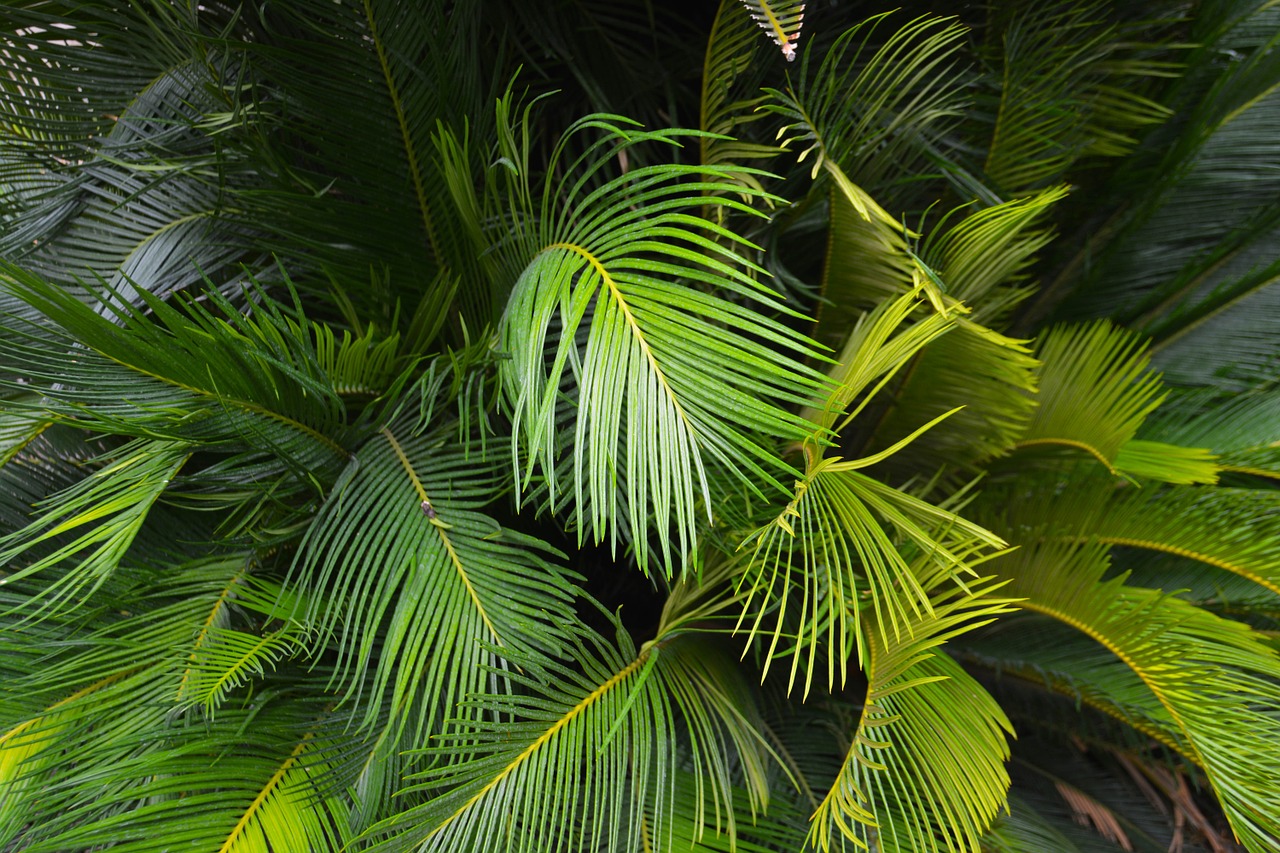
[496,110,826,574]
[738,0,806,62]
[287,413,579,743]
[806,567,1018,853]
[993,540,1280,850]
[359,613,773,853]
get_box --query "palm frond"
[287,411,579,744]
[1012,321,1167,476]
[359,610,773,852]
[993,539,1280,850]
[977,1,1176,194]
[806,565,1018,853]
[496,110,825,574]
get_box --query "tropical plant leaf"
[1012,321,1167,475]
[496,110,825,574]
[992,539,1280,851]
[806,565,1018,853]
[359,609,773,852]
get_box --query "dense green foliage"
[1,1,1277,850]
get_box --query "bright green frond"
[360,616,772,853]
[737,458,1005,695]
[807,573,1017,853]
[498,114,825,574]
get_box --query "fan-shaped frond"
[993,540,1280,851]
[806,568,1018,853]
[1013,321,1167,475]
[497,112,825,574]
[359,613,773,853]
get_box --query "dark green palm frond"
[217,0,501,326]
[496,111,825,574]
[0,438,189,614]
[806,563,1018,853]
[993,540,1280,850]
[961,615,1193,763]
[975,0,1176,195]
[0,265,364,467]
[1140,387,1280,479]
[765,12,968,200]
[359,606,773,853]
[1039,4,1280,390]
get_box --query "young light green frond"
[1111,439,1219,485]
[738,0,806,62]
[0,438,189,617]
[800,287,955,439]
[499,117,825,574]
[0,405,48,467]
[924,186,1068,313]
[867,319,1039,477]
[736,455,1005,696]
[361,618,773,853]
[1014,321,1165,472]
[993,540,1280,851]
[287,417,578,743]
[807,577,1018,853]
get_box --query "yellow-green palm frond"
[806,566,1019,852]
[993,539,1280,850]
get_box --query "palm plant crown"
[1,1,1278,851]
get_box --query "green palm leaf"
[359,611,773,852]
[288,411,579,742]
[497,112,825,574]
[993,539,1280,851]
[806,565,1018,853]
